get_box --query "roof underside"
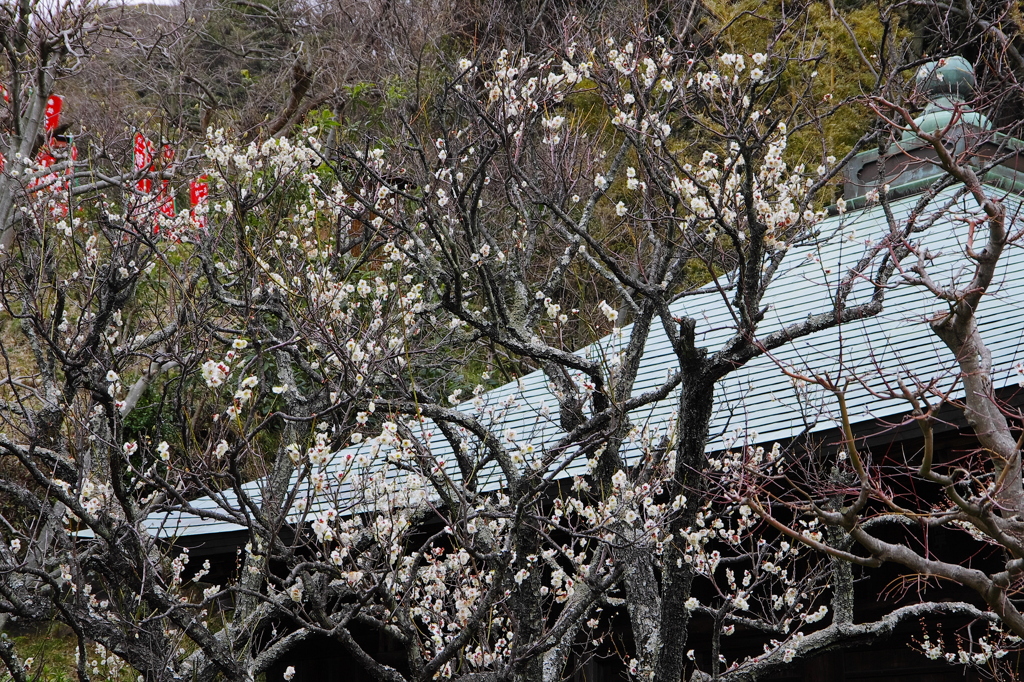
[148,186,1024,538]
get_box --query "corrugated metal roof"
[147,187,1024,538]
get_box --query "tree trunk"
[656,368,713,682]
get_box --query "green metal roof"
[146,185,1024,538]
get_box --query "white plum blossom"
[201,359,230,387]
[288,579,304,602]
[598,300,618,322]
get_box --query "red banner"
[44,95,63,135]
[190,175,209,229]
[133,133,150,170]
[157,184,175,218]
[27,152,56,191]
[28,150,69,217]
[0,85,10,172]
[27,97,72,219]
[134,133,154,194]
[156,144,175,219]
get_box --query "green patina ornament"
[901,56,991,142]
